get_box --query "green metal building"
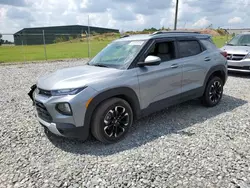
[13,25,119,45]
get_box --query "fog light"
[56,103,72,115]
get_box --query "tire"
[91,98,133,144]
[202,76,224,107]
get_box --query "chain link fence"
[0,31,119,63]
[0,30,232,63]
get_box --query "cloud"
[79,0,110,13]
[1,0,250,37]
[228,17,243,24]
[110,8,137,21]
[0,0,27,7]
[132,0,172,15]
[192,17,211,28]
[6,7,34,21]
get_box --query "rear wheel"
[91,98,133,144]
[202,76,223,107]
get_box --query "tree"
[206,24,213,29]
[0,33,2,46]
[143,27,158,32]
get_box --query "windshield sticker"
[128,41,144,46]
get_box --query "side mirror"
[138,55,161,66]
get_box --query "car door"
[136,38,182,110]
[176,37,208,98]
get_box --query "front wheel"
[202,76,224,107]
[91,98,133,144]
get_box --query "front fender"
[83,87,141,134]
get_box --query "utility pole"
[42,30,47,60]
[174,0,179,30]
[183,21,187,29]
[87,15,91,58]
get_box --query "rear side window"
[178,40,202,58]
[200,39,217,50]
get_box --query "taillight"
[220,51,227,58]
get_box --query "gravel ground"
[0,60,250,188]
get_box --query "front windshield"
[227,34,250,46]
[88,40,146,69]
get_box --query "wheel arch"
[204,65,227,87]
[83,87,141,134]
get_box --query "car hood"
[37,65,124,90]
[220,45,250,55]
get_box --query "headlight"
[56,103,72,115]
[244,53,250,59]
[51,87,87,96]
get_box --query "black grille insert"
[228,66,250,70]
[227,54,246,61]
[35,100,52,122]
[38,88,51,97]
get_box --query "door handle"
[204,57,211,61]
[171,64,179,68]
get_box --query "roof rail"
[151,30,201,35]
[242,31,250,34]
[120,34,130,38]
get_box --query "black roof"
[14,24,119,35]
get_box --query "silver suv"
[221,32,250,73]
[29,31,228,144]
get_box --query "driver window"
[147,41,176,62]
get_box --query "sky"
[0,0,250,40]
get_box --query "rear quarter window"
[200,39,217,50]
[178,40,202,58]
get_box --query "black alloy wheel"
[91,98,133,144]
[209,80,223,104]
[202,76,224,107]
[103,106,130,138]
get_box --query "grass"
[212,35,232,48]
[0,41,112,63]
[0,36,230,63]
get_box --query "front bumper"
[38,116,87,139]
[38,116,63,136]
[227,59,250,73]
[32,86,97,140]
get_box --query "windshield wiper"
[93,64,109,68]
[227,44,234,46]
[241,44,250,46]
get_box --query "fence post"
[85,31,90,58]
[88,15,91,58]
[227,33,228,43]
[21,35,26,62]
[42,30,47,60]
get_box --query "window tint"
[200,39,217,50]
[146,41,176,62]
[228,34,250,46]
[88,40,146,69]
[178,40,202,58]
[239,35,250,45]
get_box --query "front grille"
[228,65,250,70]
[38,88,51,97]
[227,54,246,61]
[35,100,53,122]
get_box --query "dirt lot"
[0,60,250,188]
